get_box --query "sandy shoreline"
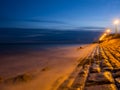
[0,44,96,90]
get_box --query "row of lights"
[99,19,120,41]
[99,29,110,41]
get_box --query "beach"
[0,44,96,90]
[1,0,120,89]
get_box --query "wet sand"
[0,44,96,90]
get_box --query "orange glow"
[106,29,111,33]
[99,33,107,41]
[113,19,119,25]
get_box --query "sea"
[0,28,101,54]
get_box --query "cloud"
[75,26,105,31]
[24,19,67,24]
[24,34,45,37]
[0,17,77,29]
[0,16,105,30]
[0,16,68,24]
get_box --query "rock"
[113,71,120,78]
[113,68,120,72]
[102,59,113,71]
[90,64,101,73]
[79,69,87,75]
[94,55,99,59]
[103,66,113,71]
[85,84,117,90]
[94,60,100,64]
[72,75,86,88]
[77,47,83,50]
[102,59,112,68]
[115,78,120,84]
[72,65,90,89]
[79,47,83,49]
[5,73,33,84]
[87,71,114,86]
[115,77,120,88]
[110,59,120,68]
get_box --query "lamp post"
[113,20,119,35]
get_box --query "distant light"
[114,19,120,25]
[106,29,111,33]
[103,33,107,35]
[99,33,107,41]
[113,19,119,34]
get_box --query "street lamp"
[113,19,119,35]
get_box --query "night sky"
[0,0,120,30]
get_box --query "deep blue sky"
[0,0,120,30]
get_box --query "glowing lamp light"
[114,20,119,25]
[113,19,119,34]
[106,29,111,33]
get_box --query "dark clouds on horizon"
[1,17,66,24]
[0,17,105,30]
[0,28,102,44]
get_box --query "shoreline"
[0,44,95,90]
[0,44,87,55]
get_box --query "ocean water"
[0,44,83,54]
[0,28,101,54]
